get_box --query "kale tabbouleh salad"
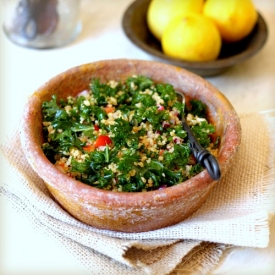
[41,75,218,192]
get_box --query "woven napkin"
[1,111,275,275]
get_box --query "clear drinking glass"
[2,0,82,49]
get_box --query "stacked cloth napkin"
[1,112,275,275]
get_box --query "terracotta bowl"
[20,59,241,233]
[122,0,268,77]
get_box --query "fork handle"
[182,119,221,180]
[191,144,221,180]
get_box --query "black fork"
[177,93,221,180]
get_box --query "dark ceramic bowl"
[122,0,268,77]
[20,59,241,232]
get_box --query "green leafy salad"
[41,75,218,192]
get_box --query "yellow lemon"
[203,0,258,43]
[161,13,222,62]
[147,0,204,41]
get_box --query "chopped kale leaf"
[41,75,218,192]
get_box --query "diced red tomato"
[103,106,115,114]
[159,149,164,156]
[94,124,100,131]
[94,135,112,148]
[58,162,65,168]
[83,144,95,152]
[157,105,164,111]
[56,162,67,172]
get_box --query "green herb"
[188,99,207,118]
[41,75,218,192]
[191,121,215,148]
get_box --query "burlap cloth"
[1,111,275,275]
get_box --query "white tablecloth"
[1,0,274,274]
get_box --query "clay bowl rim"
[20,59,241,207]
[122,0,268,75]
